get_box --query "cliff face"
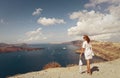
[91,41,120,61]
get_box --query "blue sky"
[0,0,120,43]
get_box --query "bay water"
[0,44,106,78]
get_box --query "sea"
[0,44,106,78]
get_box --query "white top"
[82,41,92,51]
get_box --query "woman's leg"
[86,59,91,75]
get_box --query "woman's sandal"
[87,70,92,75]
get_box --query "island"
[0,43,44,53]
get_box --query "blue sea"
[0,44,106,78]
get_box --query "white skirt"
[84,51,93,60]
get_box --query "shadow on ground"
[91,66,99,74]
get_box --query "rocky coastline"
[0,43,44,53]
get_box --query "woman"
[80,35,94,75]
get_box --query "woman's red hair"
[83,35,90,43]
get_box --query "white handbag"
[79,57,83,73]
[79,58,83,66]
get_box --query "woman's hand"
[80,53,82,57]
[80,48,85,57]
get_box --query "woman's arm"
[80,48,85,57]
[80,41,86,57]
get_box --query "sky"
[0,0,120,43]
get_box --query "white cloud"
[91,33,120,42]
[37,17,66,26]
[32,8,43,16]
[0,19,8,24]
[68,1,120,42]
[18,28,47,43]
[85,0,120,8]
[0,19,4,23]
[26,28,42,37]
[107,5,120,18]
